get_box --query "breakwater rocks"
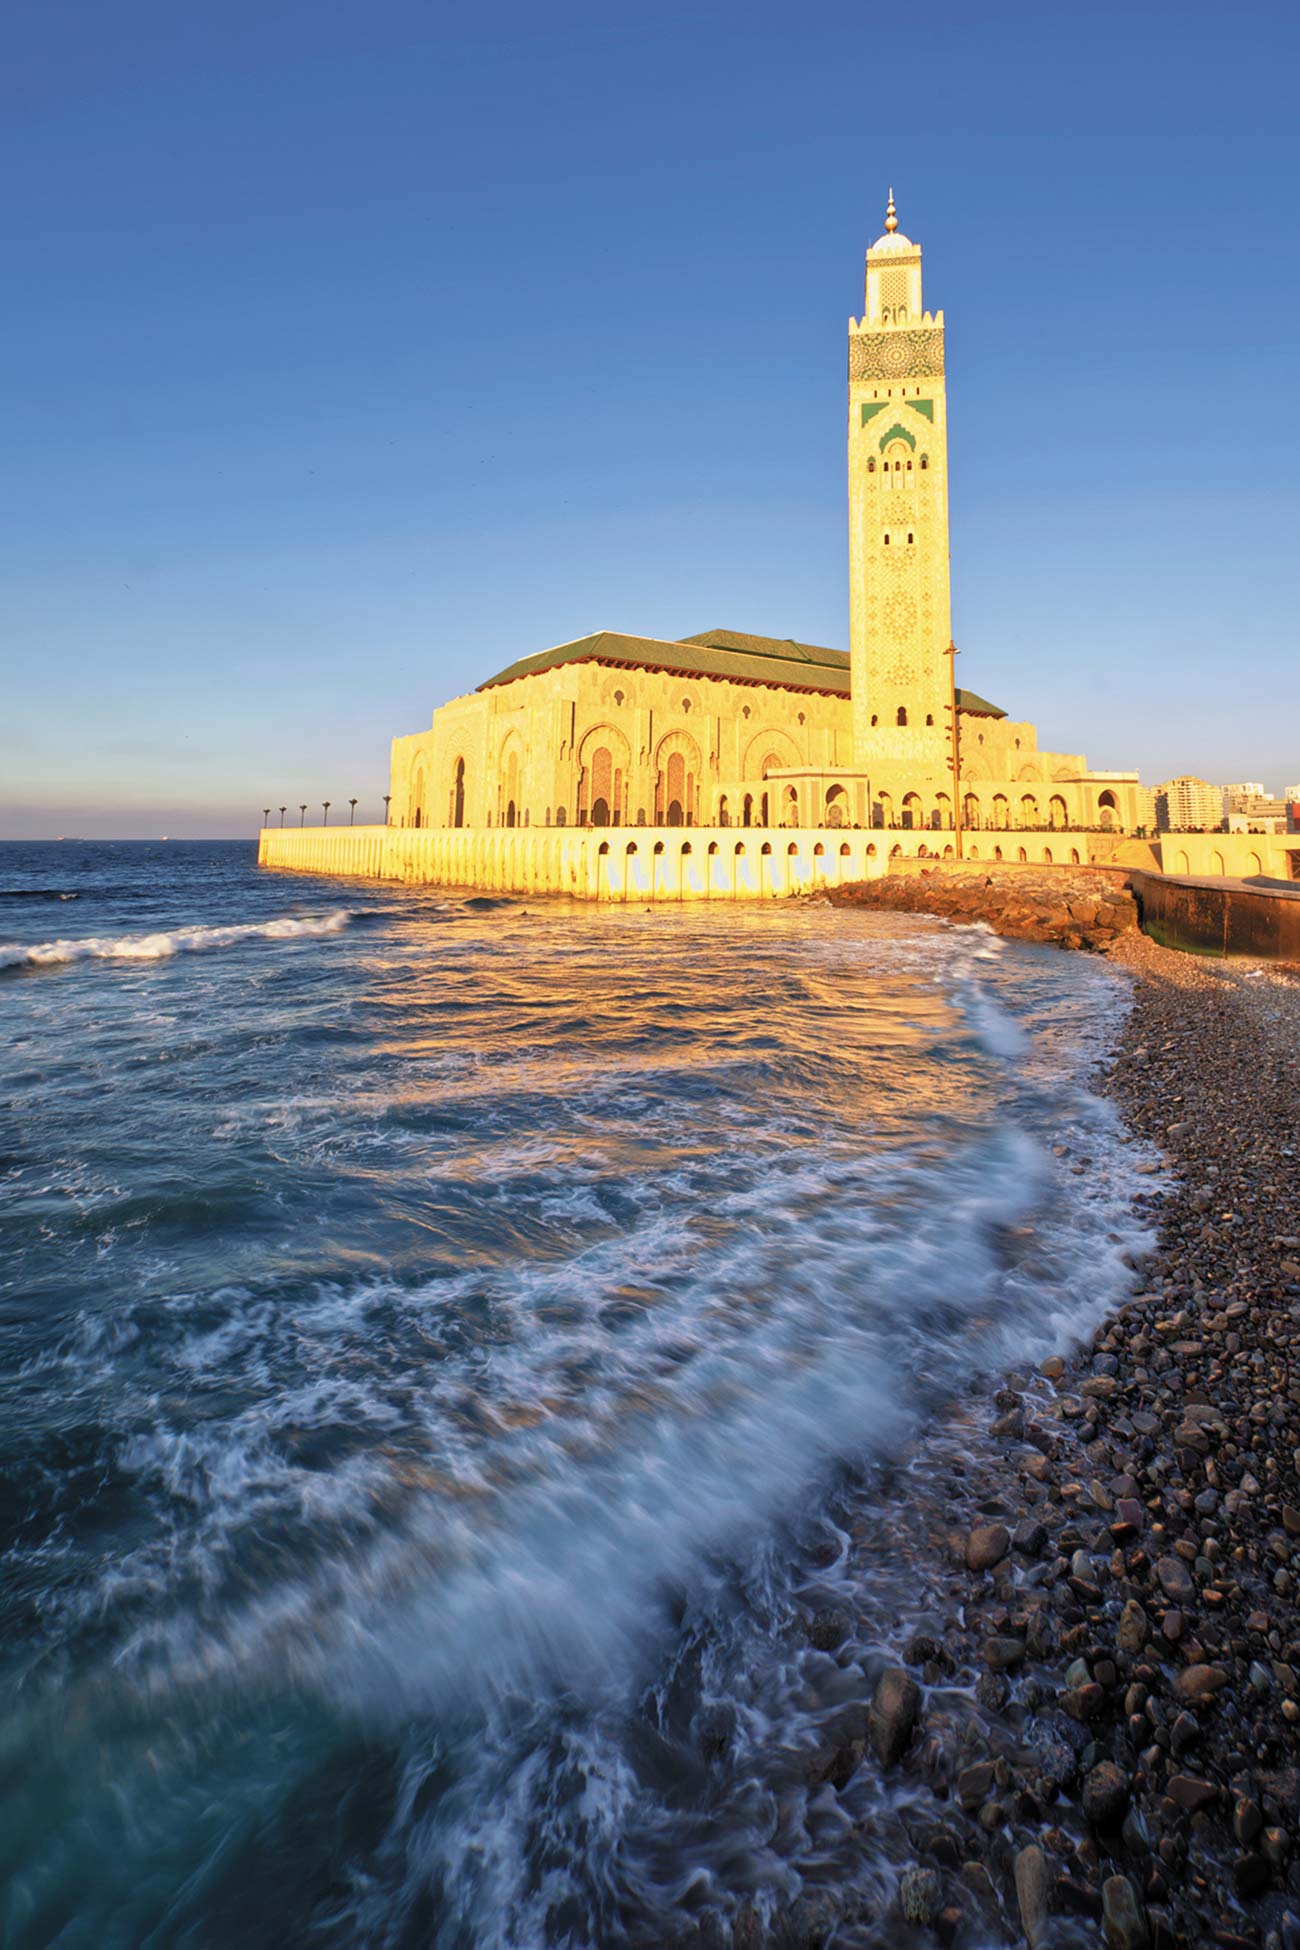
[826,862,1140,952]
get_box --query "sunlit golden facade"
[262,199,1160,897]
[383,198,1144,857]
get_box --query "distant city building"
[1225,783,1291,832]
[1154,777,1225,832]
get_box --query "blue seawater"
[0,841,1146,1947]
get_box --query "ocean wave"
[0,910,354,971]
[0,892,1158,1946]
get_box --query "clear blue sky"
[3,0,1297,837]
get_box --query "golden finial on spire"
[885,189,898,234]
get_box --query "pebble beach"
[776,930,1300,1950]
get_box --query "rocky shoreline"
[743,932,1300,1950]
[826,862,1140,954]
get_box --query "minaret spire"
[884,188,898,234]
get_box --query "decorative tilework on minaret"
[848,194,952,767]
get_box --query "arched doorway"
[452,757,466,828]
[589,744,612,824]
[1098,789,1118,830]
[742,794,754,828]
[654,733,700,828]
[825,785,847,827]
[587,744,614,826]
[665,747,687,825]
[499,741,521,830]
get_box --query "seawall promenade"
[257,823,1102,901]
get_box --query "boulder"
[1101,1875,1149,1949]
[1014,1844,1052,1948]
[965,1522,1011,1572]
[868,1666,921,1767]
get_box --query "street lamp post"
[279,807,286,826]
[349,798,358,826]
[262,808,270,829]
[383,795,391,825]
[299,804,307,827]
[322,801,331,826]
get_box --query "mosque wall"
[256,822,1110,901]
[386,662,1145,843]
[387,663,856,836]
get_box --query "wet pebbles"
[751,934,1300,1949]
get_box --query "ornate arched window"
[588,745,613,827]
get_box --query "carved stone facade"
[848,198,952,786]
[847,329,946,382]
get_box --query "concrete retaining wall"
[257,824,1097,902]
[1132,870,1300,961]
[1148,832,1300,881]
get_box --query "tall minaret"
[848,194,952,767]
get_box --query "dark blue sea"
[0,841,1150,1947]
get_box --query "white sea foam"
[0,910,353,971]
[0,901,1161,1946]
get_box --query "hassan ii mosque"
[385,195,1144,846]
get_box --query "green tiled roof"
[478,626,1006,717]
